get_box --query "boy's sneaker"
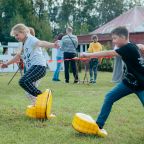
[97,128,108,137]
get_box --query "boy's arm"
[36,40,59,49]
[80,50,118,58]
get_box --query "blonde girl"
[1,23,58,103]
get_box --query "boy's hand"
[140,47,144,55]
[72,57,79,60]
[80,52,89,58]
[137,44,144,55]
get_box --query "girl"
[1,23,58,104]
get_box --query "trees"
[98,0,125,26]
[47,0,98,35]
[0,0,52,42]
[49,0,144,35]
[0,0,144,42]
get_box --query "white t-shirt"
[23,34,46,70]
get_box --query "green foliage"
[46,0,144,35]
[0,0,52,42]
[1,0,144,41]
[98,0,124,25]
[98,58,113,72]
[98,44,113,72]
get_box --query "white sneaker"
[97,128,108,137]
[30,96,36,106]
[26,92,36,105]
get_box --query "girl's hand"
[54,40,60,49]
[1,63,8,68]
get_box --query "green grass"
[0,71,143,144]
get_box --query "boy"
[52,33,64,81]
[81,26,144,136]
[61,27,79,83]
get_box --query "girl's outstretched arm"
[36,40,59,49]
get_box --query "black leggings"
[19,65,46,97]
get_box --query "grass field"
[0,71,143,144]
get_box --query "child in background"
[88,35,102,83]
[81,26,144,136]
[29,27,35,36]
[1,23,58,105]
[52,33,64,81]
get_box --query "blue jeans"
[96,82,144,128]
[89,58,99,82]
[53,56,63,80]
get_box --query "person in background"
[52,33,64,81]
[29,27,35,36]
[88,35,102,83]
[61,27,79,83]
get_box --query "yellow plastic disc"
[46,89,53,119]
[35,89,49,119]
[72,113,99,135]
[26,89,55,120]
[26,105,37,118]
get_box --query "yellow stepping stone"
[26,89,55,119]
[72,113,107,137]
